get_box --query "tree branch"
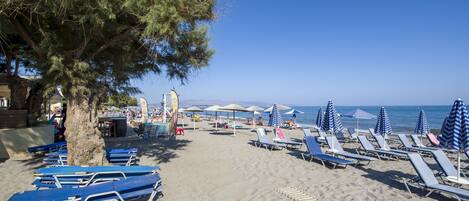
[75,24,90,59]
[87,28,135,61]
[10,17,44,60]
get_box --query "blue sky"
[133,0,469,106]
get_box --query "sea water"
[206,105,451,133]
[292,106,450,133]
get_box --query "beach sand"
[0,117,463,200]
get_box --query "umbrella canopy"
[268,104,284,127]
[439,98,469,181]
[440,98,469,150]
[220,104,249,112]
[321,100,343,133]
[246,105,265,112]
[204,105,222,112]
[178,108,185,113]
[285,109,304,115]
[219,104,249,136]
[343,109,376,119]
[374,107,392,135]
[264,104,291,113]
[184,106,203,112]
[315,108,324,128]
[414,110,430,134]
[184,106,203,130]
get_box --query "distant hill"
[179,99,272,108]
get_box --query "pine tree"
[0,0,215,165]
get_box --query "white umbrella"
[184,106,203,130]
[204,105,223,132]
[264,104,291,113]
[246,105,265,130]
[219,104,250,136]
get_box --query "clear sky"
[133,0,469,106]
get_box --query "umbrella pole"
[252,112,256,130]
[233,111,236,136]
[193,112,196,131]
[458,152,461,180]
[182,117,185,129]
[356,119,359,134]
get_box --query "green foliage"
[0,0,216,98]
[106,94,138,108]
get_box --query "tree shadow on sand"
[355,166,454,200]
[16,156,48,171]
[105,137,192,164]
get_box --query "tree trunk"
[8,76,28,110]
[26,82,44,126]
[65,94,107,166]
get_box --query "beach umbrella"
[268,104,284,127]
[285,109,304,123]
[204,105,223,131]
[321,100,343,134]
[414,110,430,134]
[284,109,304,115]
[315,108,324,129]
[343,109,376,133]
[437,116,449,142]
[439,98,469,181]
[264,104,291,113]
[246,105,265,130]
[266,104,290,127]
[184,106,203,130]
[375,107,393,139]
[219,104,250,136]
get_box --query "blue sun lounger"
[301,136,356,168]
[410,135,457,154]
[430,150,466,180]
[397,134,434,155]
[372,134,410,155]
[44,148,138,166]
[356,136,407,160]
[404,153,469,200]
[27,141,67,154]
[33,166,159,189]
[325,136,375,165]
[106,148,138,166]
[10,174,163,201]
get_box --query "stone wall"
[0,110,28,128]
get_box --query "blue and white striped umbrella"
[315,107,324,128]
[439,98,469,180]
[414,110,429,134]
[269,104,284,127]
[375,107,393,135]
[439,98,469,151]
[321,100,343,133]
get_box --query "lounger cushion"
[10,174,160,201]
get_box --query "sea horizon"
[180,105,452,133]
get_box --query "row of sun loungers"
[270,127,469,200]
[10,143,163,201]
[405,153,469,200]
[43,147,138,166]
[10,173,162,201]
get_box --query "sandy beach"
[0,117,463,201]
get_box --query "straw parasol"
[219,104,249,136]
[184,106,203,130]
